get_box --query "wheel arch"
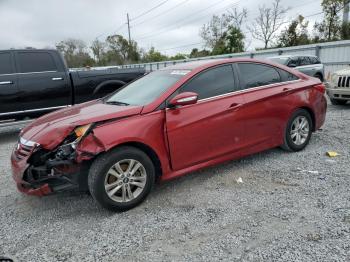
[314,72,324,82]
[107,141,163,180]
[297,106,316,131]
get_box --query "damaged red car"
[11,58,327,211]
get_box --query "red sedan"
[11,58,327,211]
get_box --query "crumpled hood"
[21,100,143,149]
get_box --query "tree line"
[56,0,350,68]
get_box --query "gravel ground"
[0,103,349,262]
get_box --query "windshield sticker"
[170,70,191,75]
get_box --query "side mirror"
[288,63,297,68]
[168,92,198,108]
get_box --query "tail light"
[313,83,326,94]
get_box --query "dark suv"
[268,55,324,81]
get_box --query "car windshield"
[269,57,290,65]
[106,69,190,106]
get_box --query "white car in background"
[326,67,350,105]
[268,55,325,82]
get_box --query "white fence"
[120,40,350,77]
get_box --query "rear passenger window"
[17,52,57,73]
[279,69,299,81]
[180,65,235,100]
[0,52,14,74]
[237,63,281,89]
[309,57,320,64]
[299,57,311,66]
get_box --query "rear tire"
[88,146,155,212]
[330,98,347,105]
[282,109,313,152]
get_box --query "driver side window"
[179,65,236,100]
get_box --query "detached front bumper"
[326,82,350,100]
[11,150,52,196]
[11,139,89,197]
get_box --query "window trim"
[162,62,301,111]
[164,78,302,111]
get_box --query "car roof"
[160,58,282,71]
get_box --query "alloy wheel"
[290,116,310,146]
[104,159,147,203]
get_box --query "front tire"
[330,98,347,105]
[282,109,313,152]
[88,146,155,212]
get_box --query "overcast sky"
[0,0,323,56]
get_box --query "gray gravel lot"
[0,103,349,262]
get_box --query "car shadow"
[8,148,285,219]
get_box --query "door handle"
[0,81,13,85]
[283,88,290,92]
[52,77,63,81]
[228,103,242,111]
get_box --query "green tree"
[314,0,344,41]
[90,38,106,65]
[169,53,188,60]
[103,34,141,65]
[56,38,94,68]
[278,15,311,47]
[341,21,350,39]
[142,47,168,62]
[224,26,245,53]
[200,8,247,51]
[189,48,210,58]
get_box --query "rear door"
[165,64,246,171]
[15,51,71,111]
[0,51,20,116]
[236,62,299,152]
[295,56,315,76]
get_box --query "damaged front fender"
[75,132,106,162]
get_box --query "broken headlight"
[56,124,93,160]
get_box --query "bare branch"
[248,0,289,48]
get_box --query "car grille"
[337,76,350,88]
[14,138,38,160]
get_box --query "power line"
[131,0,191,27]
[95,23,126,39]
[130,0,171,21]
[135,0,240,40]
[95,0,171,40]
[159,41,205,52]
[155,10,326,54]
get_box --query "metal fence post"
[315,45,321,58]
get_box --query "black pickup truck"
[0,49,145,122]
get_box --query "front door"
[166,64,246,171]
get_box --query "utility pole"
[344,0,350,24]
[127,13,131,45]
